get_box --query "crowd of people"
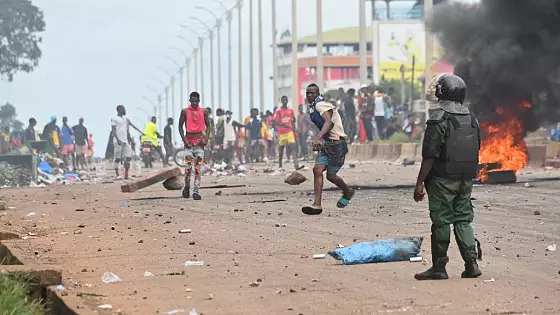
[0,115,95,171]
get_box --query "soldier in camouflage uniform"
[413,74,482,280]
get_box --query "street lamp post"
[257,0,264,114]
[179,26,205,104]
[237,0,243,121]
[175,35,199,91]
[359,0,368,85]
[291,0,298,107]
[249,0,254,112]
[316,0,324,92]
[190,17,215,114]
[151,78,168,133]
[271,0,278,108]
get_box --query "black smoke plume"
[429,0,560,130]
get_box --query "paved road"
[2,162,559,314]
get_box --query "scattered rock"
[75,208,85,212]
[163,176,183,190]
[189,241,196,245]
[179,229,192,234]
[138,239,144,244]
[546,244,557,252]
[284,172,307,185]
[215,190,223,196]
[289,288,296,293]
[249,282,260,287]
[278,211,283,216]
[534,210,541,216]
[524,182,535,188]
[73,230,82,235]
[78,224,86,228]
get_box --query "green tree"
[0,103,24,130]
[0,0,46,81]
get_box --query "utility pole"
[258,0,264,113]
[359,0,367,85]
[227,11,233,112]
[179,69,183,110]
[199,37,205,105]
[271,0,279,108]
[249,0,254,111]
[291,0,298,107]
[316,0,324,91]
[237,0,243,121]
[424,0,434,121]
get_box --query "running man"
[178,92,210,200]
[302,83,354,215]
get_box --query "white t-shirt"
[111,116,129,143]
[224,119,236,142]
[374,95,386,117]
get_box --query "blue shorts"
[315,140,348,175]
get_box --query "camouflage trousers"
[426,176,478,262]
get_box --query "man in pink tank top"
[178,92,210,200]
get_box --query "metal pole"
[316,0,324,91]
[165,87,169,125]
[258,0,264,114]
[179,69,183,109]
[291,0,298,106]
[186,57,191,99]
[424,0,434,121]
[227,12,233,112]
[171,77,175,121]
[158,94,163,134]
[371,1,380,85]
[217,21,223,111]
[271,0,279,108]
[210,32,215,114]
[238,0,243,121]
[199,37,205,105]
[359,0,367,85]
[194,51,198,90]
[249,0,254,111]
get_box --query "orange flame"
[477,102,530,182]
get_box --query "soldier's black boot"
[459,241,482,278]
[414,256,449,280]
[461,260,482,278]
[414,235,450,280]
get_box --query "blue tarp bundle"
[329,237,423,265]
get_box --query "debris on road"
[313,254,326,259]
[249,281,260,287]
[167,309,185,314]
[483,201,490,209]
[179,229,192,234]
[98,304,113,309]
[483,278,496,283]
[329,237,423,265]
[200,184,246,189]
[274,223,287,227]
[524,182,535,188]
[121,167,182,193]
[144,271,154,277]
[205,293,215,300]
[26,212,36,217]
[189,309,199,315]
[409,256,423,262]
[546,244,556,252]
[215,190,223,196]
[101,271,121,283]
[249,199,287,204]
[402,158,415,166]
[534,210,541,215]
[284,171,307,185]
[184,261,205,267]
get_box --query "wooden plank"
[200,184,246,189]
[121,167,182,193]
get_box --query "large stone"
[284,171,307,186]
[163,176,184,190]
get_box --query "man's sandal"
[302,205,323,215]
[336,188,355,208]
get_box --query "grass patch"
[0,273,45,315]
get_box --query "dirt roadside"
[1,162,559,314]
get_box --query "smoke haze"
[430,0,560,130]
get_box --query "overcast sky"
[1,0,420,151]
